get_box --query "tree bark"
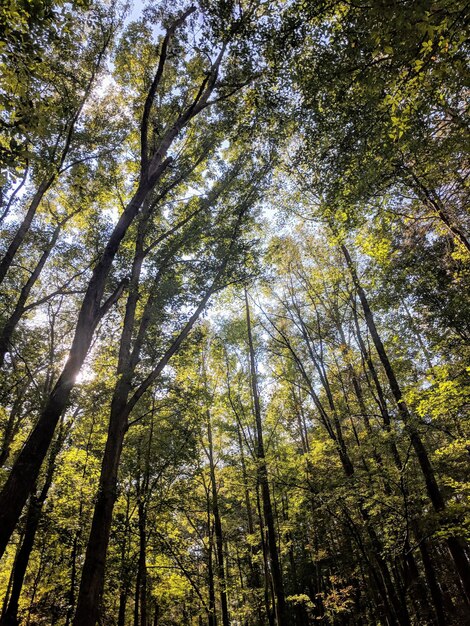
[134,502,147,626]
[206,488,217,626]
[0,178,54,286]
[0,498,41,626]
[341,242,470,606]
[0,223,61,367]
[0,424,65,626]
[245,289,287,625]
[73,389,130,626]
[207,411,230,626]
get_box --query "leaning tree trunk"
[0,178,54,287]
[0,423,65,626]
[0,33,110,289]
[72,387,131,626]
[341,242,470,607]
[1,498,42,626]
[0,222,62,367]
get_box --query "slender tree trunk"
[0,424,64,626]
[0,29,111,287]
[65,532,79,626]
[118,590,128,626]
[0,178,54,286]
[418,540,447,626]
[1,564,14,620]
[207,508,217,626]
[0,498,42,626]
[0,385,29,467]
[232,415,264,623]
[207,412,230,626]
[341,242,470,606]
[349,505,403,624]
[65,410,97,626]
[25,538,46,626]
[245,289,287,625]
[256,487,275,626]
[0,223,61,367]
[139,528,148,626]
[235,420,261,588]
[117,500,131,626]
[134,501,147,626]
[0,166,28,225]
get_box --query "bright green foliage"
[0,1,469,625]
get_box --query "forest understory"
[0,0,469,624]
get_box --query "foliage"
[0,1,469,625]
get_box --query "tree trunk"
[256,487,275,626]
[0,178,54,286]
[0,385,29,467]
[72,386,130,626]
[207,412,230,626]
[118,590,128,626]
[207,507,217,626]
[134,502,147,626]
[245,289,287,625]
[0,424,64,626]
[418,540,447,626]
[0,223,61,367]
[341,242,470,606]
[0,498,42,626]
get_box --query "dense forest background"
[0,0,469,624]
